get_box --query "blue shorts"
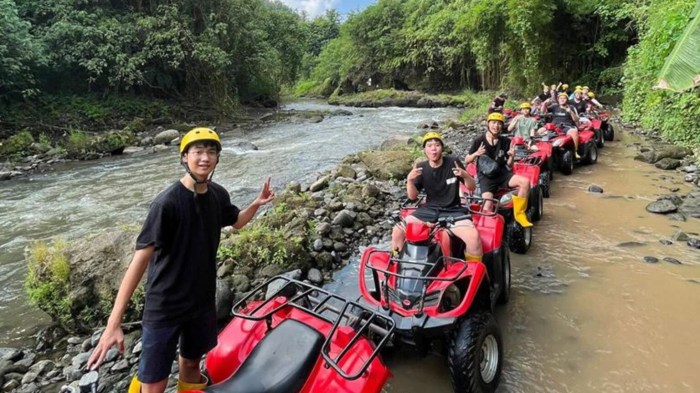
[137,311,217,383]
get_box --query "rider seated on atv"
[540,93,581,159]
[507,102,539,146]
[488,93,508,114]
[390,132,483,262]
[538,83,550,101]
[585,92,603,109]
[465,113,533,228]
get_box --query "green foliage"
[217,191,318,270]
[623,0,700,146]
[302,0,641,96]
[0,0,45,99]
[25,239,73,327]
[0,129,34,159]
[62,130,91,158]
[656,5,700,92]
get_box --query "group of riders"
[391,82,605,265]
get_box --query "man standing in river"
[86,128,275,393]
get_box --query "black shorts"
[477,170,514,194]
[410,206,470,223]
[138,310,217,383]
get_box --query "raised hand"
[474,142,487,157]
[452,161,465,178]
[407,163,423,182]
[255,177,276,206]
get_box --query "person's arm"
[233,177,275,229]
[592,98,603,108]
[569,107,579,123]
[87,246,153,370]
[453,161,476,191]
[507,115,519,132]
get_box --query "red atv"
[185,276,395,393]
[510,135,550,211]
[579,112,605,148]
[359,197,510,393]
[540,122,598,175]
[598,111,614,141]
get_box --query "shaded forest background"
[1,0,698,152]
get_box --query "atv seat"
[205,319,324,393]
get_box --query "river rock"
[679,192,700,217]
[634,151,656,163]
[654,158,682,170]
[71,352,90,369]
[0,348,22,362]
[336,165,357,179]
[362,184,381,198]
[314,208,328,218]
[313,239,324,252]
[285,181,301,194]
[307,268,323,285]
[315,252,334,269]
[380,136,419,151]
[29,359,54,376]
[659,239,673,245]
[333,242,348,253]
[316,222,332,236]
[309,176,330,192]
[139,136,154,146]
[645,199,677,214]
[587,184,604,193]
[667,213,686,221]
[643,256,659,264]
[110,359,130,372]
[232,141,259,151]
[653,145,693,162]
[358,150,414,180]
[3,379,20,391]
[21,371,38,384]
[332,210,356,227]
[215,279,233,320]
[687,238,700,249]
[672,230,690,242]
[154,129,180,145]
[328,201,344,212]
[260,264,284,278]
[685,174,698,183]
[264,269,302,299]
[663,257,682,265]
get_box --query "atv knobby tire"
[449,313,503,393]
[539,170,551,198]
[507,220,531,254]
[560,149,574,175]
[582,142,598,165]
[596,129,605,148]
[604,124,615,141]
[527,186,543,222]
[497,245,511,305]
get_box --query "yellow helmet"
[557,92,569,98]
[179,128,222,155]
[519,102,532,110]
[587,92,595,98]
[575,85,582,90]
[582,86,590,90]
[562,84,569,89]
[487,112,505,123]
[421,131,443,147]
[574,88,583,94]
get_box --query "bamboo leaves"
[655,1,700,92]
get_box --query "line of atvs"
[176,110,615,393]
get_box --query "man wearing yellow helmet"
[584,91,603,109]
[87,128,276,393]
[508,102,538,141]
[390,132,482,260]
[465,113,533,228]
[541,93,581,159]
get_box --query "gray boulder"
[154,129,180,145]
[332,210,356,227]
[679,192,700,217]
[309,176,330,192]
[307,268,323,285]
[335,165,357,179]
[654,158,682,170]
[645,199,677,214]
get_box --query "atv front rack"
[364,250,470,315]
[232,276,395,381]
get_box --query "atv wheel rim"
[524,226,532,246]
[591,145,597,161]
[538,191,544,215]
[480,334,499,383]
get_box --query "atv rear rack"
[232,276,395,381]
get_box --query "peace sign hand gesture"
[254,177,276,206]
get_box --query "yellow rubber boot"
[127,376,141,393]
[512,195,533,228]
[574,141,581,159]
[466,254,482,262]
[177,375,208,392]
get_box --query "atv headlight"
[439,284,463,312]
[499,192,513,205]
[552,139,563,147]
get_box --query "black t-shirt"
[537,93,549,101]
[469,133,511,168]
[569,99,587,116]
[413,156,465,209]
[546,104,577,127]
[488,97,506,113]
[136,181,239,327]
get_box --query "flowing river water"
[2,102,699,392]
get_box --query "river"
[2,103,699,392]
[0,101,460,346]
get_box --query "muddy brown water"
[329,129,700,392]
